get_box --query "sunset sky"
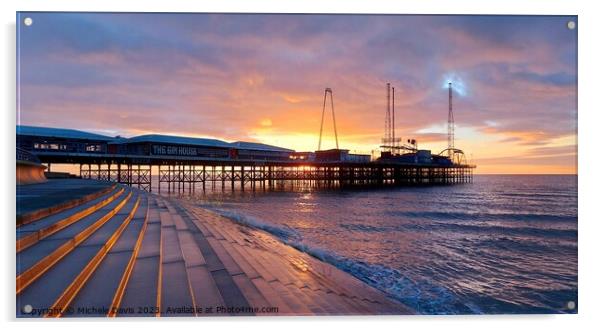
[17,13,577,174]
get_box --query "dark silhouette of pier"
[17,125,474,193]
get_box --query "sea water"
[179,175,577,314]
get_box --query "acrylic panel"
[16,12,577,317]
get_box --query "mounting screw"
[567,21,576,30]
[22,304,33,314]
[567,301,576,310]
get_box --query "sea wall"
[16,160,47,185]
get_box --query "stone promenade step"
[17,180,117,227]
[63,196,149,317]
[17,186,125,252]
[17,189,140,317]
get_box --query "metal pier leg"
[202,165,206,191]
[241,166,245,191]
[225,166,229,190]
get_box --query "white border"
[2,1,601,329]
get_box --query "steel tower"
[448,82,455,159]
[318,88,339,151]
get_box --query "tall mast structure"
[448,82,455,159]
[382,83,392,153]
[392,86,396,151]
[381,82,401,154]
[318,87,339,151]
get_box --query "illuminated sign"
[151,145,198,156]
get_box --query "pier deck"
[16,180,412,317]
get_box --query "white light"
[24,17,33,26]
[442,73,467,96]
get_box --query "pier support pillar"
[241,166,245,191]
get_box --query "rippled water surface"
[180,175,577,314]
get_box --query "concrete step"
[185,265,225,313]
[308,265,368,301]
[165,203,236,314]
[191,209,314,292]
[198,208,372,315]
[210,269,254,316]
[191,213,276,288]
[186,209,274,282]
[259,249,306,287]
[217,239,261,280]
[247,234,348,295]
[17,186,122,242]
[316,287,361,315]
[269,280,314,315]
[272,266,330,315]
[167,202,253,315]
[188,216,213,238]
[16,190,133,294]
[17,192,140,317]
[208,238,297,315]
[250,249,330,314]
[278,251,403,313]
[200,219,235,243]
[231,273,271,315]
[17,182,118,227]
[117,197,162,317]
[205,236,244,276]
[192,214,226,240]
[250,244,311,289]
[306,279,363,314]
[297,255,388,305]
[250,277,294,315]
[16,189,131,276]
[297,287,333,315]
[157,200,195,317]
[284,283,326,314]
[41,194,142,318]
[190,209,231,239]
[200,208,253,245]
[176,230,206,268]
[63,196,149,317]
[186,206,317,315]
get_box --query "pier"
[17,126,474,193]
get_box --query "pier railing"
[16,148,41,164]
